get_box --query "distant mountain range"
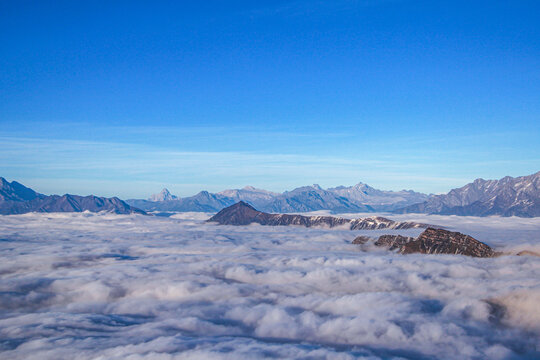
[396,171,540,217]
[0,177,145,215]
[126,183,429,214]
[126,172,540,217]
[2,171,540,217]
[127,191,235,213]
[208,201,429,230]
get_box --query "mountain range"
[2,171,539,217]
[0,177,145,215]
[397,171,540,217]
[127,171,540,217]
[126,183,429,214]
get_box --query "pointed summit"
[149,188,178,202]
[207,201,260,225]
[0,177,44,201]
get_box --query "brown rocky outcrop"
[354,227,495,257]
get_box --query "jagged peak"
[232,200,256,209]
[149,188,178,201]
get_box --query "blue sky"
[1,0,539,198]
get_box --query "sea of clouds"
[0,212,539,359]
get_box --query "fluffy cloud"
[0,212,539,359]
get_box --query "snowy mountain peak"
[149,188,178,202]
[397,171,540,217]
[130,181,431,213]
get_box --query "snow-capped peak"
[149,188,178,202]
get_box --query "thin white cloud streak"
[0,136,473,197]
[0,213,539,359]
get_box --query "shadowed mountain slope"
[0,178,145,215]
[396,171,540,217]
[0,177,45,202]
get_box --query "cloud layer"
[0,212,539,359]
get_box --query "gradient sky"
[1,0,539,198]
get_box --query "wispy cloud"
[0,135,475,197]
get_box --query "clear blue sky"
[1,0,539,198]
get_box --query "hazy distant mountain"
[149,188,178,201]
[263,184,373,213]
[0,177,145,215]
[127,191,235,212]
[218,186,279,209]
[327,182,430,211]
[396,171,540,217]
[172,191,235,212]
[208,201,429,230]
[0,194,146,215]
[129,182,430,214]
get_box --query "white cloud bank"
[0,212,539,359]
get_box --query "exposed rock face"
[357,228,495,257]
[403,228,495,257]
[374,235,415,251]
[207,202,429,230]
[0,178,146,215]
[396,171,540,217]
[351,236,374,245]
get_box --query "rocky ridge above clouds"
[353,228,495,257]
[207,201,429,230]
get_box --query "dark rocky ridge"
[354,228,495,257]
[207,201,430,230]
[375,235,416,251]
